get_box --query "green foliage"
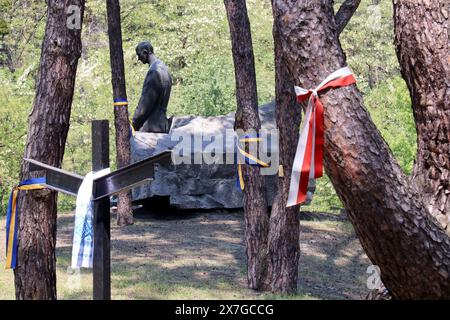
[173,61,236,116]
[0,1,11,68]
[0,0,274,214]
[0,0,12,36]
[307,175,344,214]
[338,0,399,92]
[0,68,33,215]
[1,0,46,70]
[365,76,416,174]
[0,0,416,215]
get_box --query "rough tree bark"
[394,0,450,231]
[335,0,362,36]
[224,0,269,290]
[272,0,450,299]
[14,0,85,299]
[263,3,302,294]
[264,0,360,294]
[106,0,133,226]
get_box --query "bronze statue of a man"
[132,41,172,133]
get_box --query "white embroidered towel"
[71,168,110,268]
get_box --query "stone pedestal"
[131,102,277,209]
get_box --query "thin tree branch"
[335,0,361,35]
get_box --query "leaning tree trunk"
[334,0,362,36]
[394,0,450,231]
[263,6,302,294]
[273,0,450,299]
[14,0,85,299]
[106,0,133,226]
[224,0,269,290]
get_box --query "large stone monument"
[131,102,278,209]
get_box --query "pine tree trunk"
[224,0,269,290]
[263,7,302,294]
[105,0,133,226]
[273,0,450,299]
[394,0,450,231]
[335,0,362,35]
[263,0,361,295]
[14,0,85,300]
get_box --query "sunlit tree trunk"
[14,0,85,299]
[224,0,269,290]
[394,0,450,231]
[106,0,133,226]
[263,3,302,293]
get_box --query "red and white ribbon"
[287,67,356,207]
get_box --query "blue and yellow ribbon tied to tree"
[5,177,46,269]
[236,134,270,190]
[113,98,136,136]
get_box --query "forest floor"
[0,209,371,300]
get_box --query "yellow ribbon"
[237,136,270,190]
[113,101,129,107]
[6,180,46,269]
[113,100,136,137]
[129,119,136,136]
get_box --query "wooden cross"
[25,120,171,300]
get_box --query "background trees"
[105,0,133,226]
[0,1,412,221]
[1,0,444,299]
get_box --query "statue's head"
[136,41,154,64]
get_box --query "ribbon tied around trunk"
[287,67,356,207]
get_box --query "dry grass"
[0,209,371,300]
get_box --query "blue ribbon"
[236,134,269,190]
[113,98,128,104]
[5,177,46,269]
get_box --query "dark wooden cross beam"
[26,151,171,201]
[25,120,171,300]
[92,151,171,201]
[26,159,84,196]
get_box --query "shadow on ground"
[53,208,370,300]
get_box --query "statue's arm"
[132,70,160,131]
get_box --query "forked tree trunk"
[272,0,450,299]
[263,0,361,294]
[14,0,85,299]
[263,6,302,294]
[106,0,133,226]
[394,0,450,230]
[224,0,269,290]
